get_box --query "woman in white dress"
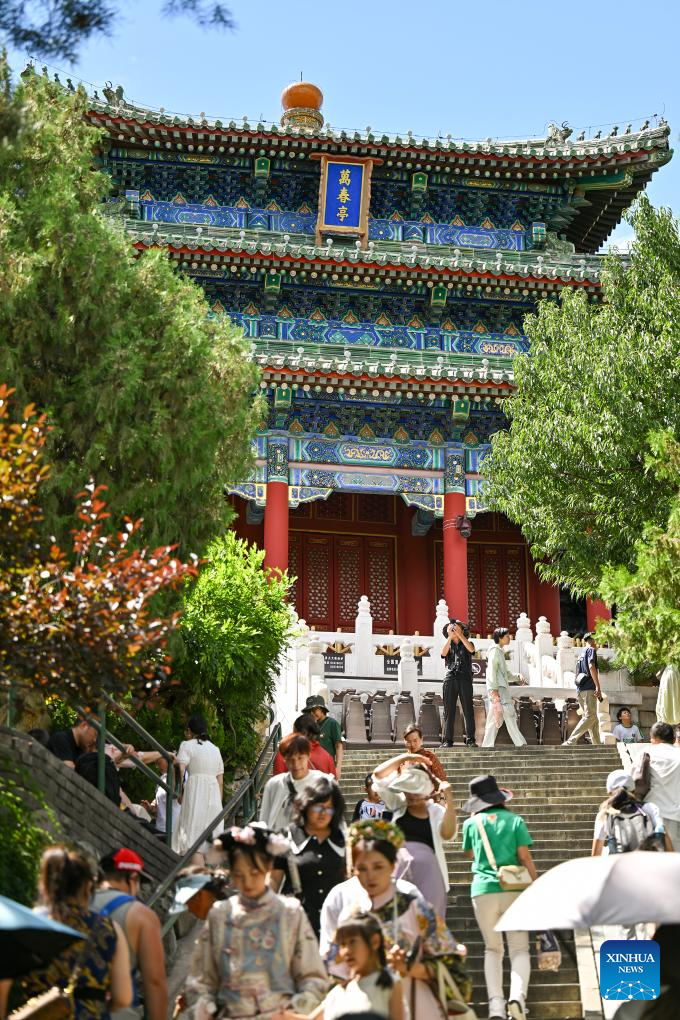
[172,715,224,859]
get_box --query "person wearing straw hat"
[371,753,457,919]
[461,776,537,1020]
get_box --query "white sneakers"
[507,999,527,1020]
[488,994,526,1019]
[488,997,506,1019]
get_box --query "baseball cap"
[100,848,150,881]
[606,769,635,794]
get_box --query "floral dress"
[17,903,117,1019]
[329,884,468,1020]
[185,889,328,1018]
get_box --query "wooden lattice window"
[366,538,395,632]
[314,493,353,521]
[357,494,394,524]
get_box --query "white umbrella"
[495,854,680,931]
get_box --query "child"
[352,774,393,822]
[611,706,644,743]
[276,912,403,1020]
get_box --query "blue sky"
[8,0,678,249]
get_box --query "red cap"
[101,848,145,875]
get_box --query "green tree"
[0,762,59,904]
[0,63,260,555]
[170,532,293,772]
[597,431,680,669]
[1,0,234,61]
[484,198,680,595]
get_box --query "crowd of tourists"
[4,627,680,1020]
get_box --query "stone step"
[341,788,608,804]
[337,748,612,1018]
[342,747,620,757]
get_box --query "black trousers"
[443,673,476,744]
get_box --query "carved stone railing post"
[294,618,310,702]
[512,612,533,678]
[355,595,374,677]
[556,631,576,688]
[535,616,554,685]
[398,636,419,714]
[598,693,615,744]
[308,636,325,691]
[434,599,450,680]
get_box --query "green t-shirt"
[318,715,343,760]
[461,808,533,897]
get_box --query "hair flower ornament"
[348,818,405,850]
[229,825,256,845]
[266,831,293,856]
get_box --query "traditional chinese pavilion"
[87,83,670,637]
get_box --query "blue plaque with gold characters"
[323,162,363,229]
[314,155,377,244]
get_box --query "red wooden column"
[586,597,612,631]
[443,449,468,622]
[263,436,289,576]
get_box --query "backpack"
[632,751,651,801]
[603,803,653,853]
[575,650,591,689]
[75,751,121,805]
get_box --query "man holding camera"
[440,619,477,747]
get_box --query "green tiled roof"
[88,98,671,166]
[125,220,607,287]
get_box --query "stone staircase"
[339,745,620,1019]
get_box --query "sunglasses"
[308,805,335,815]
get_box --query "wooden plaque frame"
[312,154,380,247]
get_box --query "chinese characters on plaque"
[315,156,376,244]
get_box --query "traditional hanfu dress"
[185,888,328,1019]
[324,880,467,1020]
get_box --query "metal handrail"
[147,721,281,909]
[78,699,176,848]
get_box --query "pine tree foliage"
[484,198,680,595]
[0,63,261,554]
[0,0,234,61]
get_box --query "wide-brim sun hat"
[606,769,635,794]
[462,773,514,814]
[169,872,214,915]
[386,767,435,797]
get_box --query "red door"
[289,532,396,632]
[436,542,527,636]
